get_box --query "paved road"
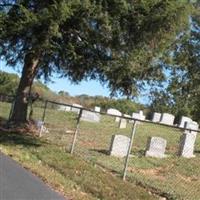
[0,152,66,200]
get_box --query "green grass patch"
[0,132,157,200]
[1,102,200,199]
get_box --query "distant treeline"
[0,71,144,114]
[1,70,199,123]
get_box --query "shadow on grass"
[90,149,109,155]
[194,150,200,155]
[0,132,43,148]
[0,117,8,125]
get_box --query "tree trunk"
[9,53,39,124]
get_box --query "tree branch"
[0,3,19,7]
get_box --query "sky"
[0,60,110,97]
[0,60,149,104]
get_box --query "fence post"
[8,100,15,122]
[42,100,48,122]
[122,120,137,181]
[70,109,83,154]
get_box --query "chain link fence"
[0,93,14,122]
[1,95,200,199]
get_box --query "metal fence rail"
[1,95,200,199]
[38,100,200,182]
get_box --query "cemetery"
[0,1,199,199]
[1,99,200,199]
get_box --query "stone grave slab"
[179,116,193,128]
[107,108,122,122]
[71,104,83,113]
[152,112,162,123]
[94,106,101,113]
[160,113,175,125]
[58,105,71,112]
[81,110,100,123]
[119,119,127,129]
[179,121,199,158]
[145,137,167,158]
[109,135,130,157]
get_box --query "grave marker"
[109,135,130,157]
[81,110,100,123]
[94,106,101,113]
[71,104,83,113]
[179,121,199,158]
[152,112,162,123]
[179,116,193,128]
[119,119,127,129]
[160,113,175,125]
[145,137,167,158]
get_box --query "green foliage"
[0,71,57,99]
[150,2,200,122]
[0,0,191,97]
[58,90,70,97]
[95,98,138,114]
[0,70,18,95]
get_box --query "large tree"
[0,0,191,123]
[149,1,200,122]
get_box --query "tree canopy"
[0,0,192,123]
[0,0,191,96]
[149,1,200,122]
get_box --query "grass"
[0,132,156,200]
[1,101,200,199]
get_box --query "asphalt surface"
[0,152,66,200]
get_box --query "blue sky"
[0,60,149,104]
[0,60,109,97]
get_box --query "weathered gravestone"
[58,105,71,112]
[119,118,127,129]
[130,111,145,123]
[179,121,199,158]
[152,112,162,123]
[160,113,175,125]
[94,106,101,113]
[179,116,193,128]
[107,108,122,122]
[115,117,121,122]
[145,137,167,158]
[132,112,145,120]
[109,135,130,157]
[81,110,100,123]
[71,104,83,113]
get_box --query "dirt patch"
[79,140,98,147]
[176,173,199,183]
[128,167,165,181]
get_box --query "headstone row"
[109,120,199,158]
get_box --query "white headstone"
[109,135,130,157]
[145,137,167,158]
[130,111,145,123]
[152,112,162,123]
[58,105,71,112]
[160,113,175,125]
[107,108,122,116]
[81,110,100,123]
[115,117,121,122]
[94,106,101,113]
[107,108,122,122]
[179,116,193,128]
[179,121,199,158]
[119,119,127,129]
[71,104,83,113]
[139,110,144,115]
